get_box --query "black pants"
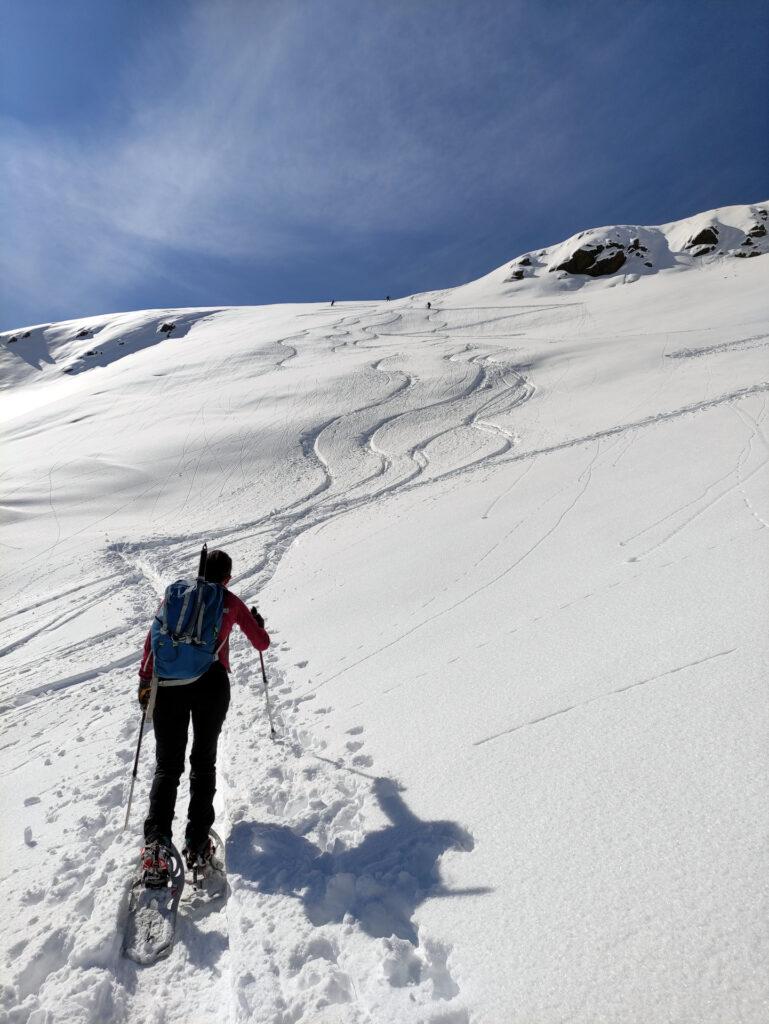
[144,662,230,851]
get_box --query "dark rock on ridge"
[554,245,604,275]
[686,226,719,248]
[584,249,627,276]
[554,243,626,277]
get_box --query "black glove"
[250,606,265,629]
[138,680,152,710]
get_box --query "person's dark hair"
[204,549,232,584]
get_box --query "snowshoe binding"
[182,828,226,900]
[140,840,173,888]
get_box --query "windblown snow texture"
[1,201,768,1023]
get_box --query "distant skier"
[386,295,391,301]
[331,300,335,306]
[137,548,270,883]
[427,302,432,310]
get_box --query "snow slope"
[1,201,768,1024]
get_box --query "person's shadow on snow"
[226,776,491,942]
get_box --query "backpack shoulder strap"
[174,585,195,636]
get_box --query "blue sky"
[1,0,767,329]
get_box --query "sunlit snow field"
[1,203,768,1023]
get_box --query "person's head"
[204,549,232,586]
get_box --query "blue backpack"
[150,576,226,680]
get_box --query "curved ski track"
[3,296,768,1024]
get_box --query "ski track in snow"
[3,301,531,1024]
[2,238,769,1024]
[472,647,738,746]
[733,400,769,530]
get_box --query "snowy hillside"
[1,200,768,1024]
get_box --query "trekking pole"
[259,649,277,740]
[251,606,277,740]
[124,710,147,830]
[123,677,157,830]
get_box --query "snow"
[1,200,768,1024]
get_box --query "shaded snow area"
[1,201,768,1023]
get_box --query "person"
[136,549,270,881]
[331,299,335,306]
[426,301,432,310]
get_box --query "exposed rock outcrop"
[495,199,767,289]
[686,226,719,248]
[585,249,627,276]
[553,243,626,277]
[554,246,602,274]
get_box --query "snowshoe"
[123,841,184,964]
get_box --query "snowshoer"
[137,548,270,881]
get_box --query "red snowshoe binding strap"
[141,841,172,888]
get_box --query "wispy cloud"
[2,0,582,324]
[2,0,767,326]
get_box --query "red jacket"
[139,589,270,680]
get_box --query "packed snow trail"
[1,201,768,1023]
[2,300,519,1024]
